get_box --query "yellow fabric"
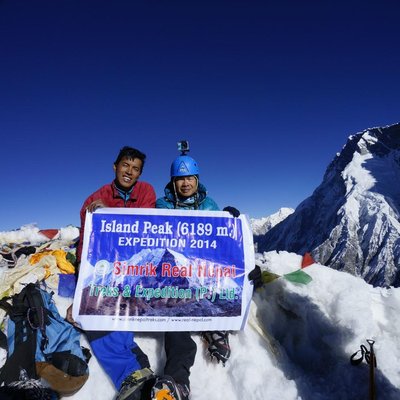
[29,249,75,274]
[0,247,76,300]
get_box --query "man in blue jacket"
[151,143,239,400]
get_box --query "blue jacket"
[156,181,219,211]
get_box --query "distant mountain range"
[254,122,400,287]
[250,207,294,237]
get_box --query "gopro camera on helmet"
[177,140,189,155]
[171,140,199,177]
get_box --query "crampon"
[202,331,231,366]
[151,375,189,400]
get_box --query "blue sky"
[1,0,399,231]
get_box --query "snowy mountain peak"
[250,207,294,236]
[255,122,400,287]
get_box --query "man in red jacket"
[75,146,156,267]
[67,146,156,400]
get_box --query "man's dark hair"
[114,146,146,171]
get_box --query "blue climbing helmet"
[170,140,200,177]
[170,155,199,177]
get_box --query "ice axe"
[350,339,377,400]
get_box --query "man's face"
[113,157,142,189]
[174,175,198,198]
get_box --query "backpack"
[0,283,90,396]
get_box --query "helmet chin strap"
[172,179,179,204]
[193,175,199,192]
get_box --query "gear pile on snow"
[0,226,89,398]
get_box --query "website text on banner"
[73,208,255,332]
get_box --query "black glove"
[248,265,263,289]
[223,206,240,217]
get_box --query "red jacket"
[76,180,156,263]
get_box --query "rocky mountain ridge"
[254,122,400,287]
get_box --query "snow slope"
[1,226,400,400]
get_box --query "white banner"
[73,208,255,331]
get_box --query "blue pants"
[86,330,150,390]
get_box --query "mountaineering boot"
[151,375,190,400]
[202,331,231,365]
[116,367,155,400]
